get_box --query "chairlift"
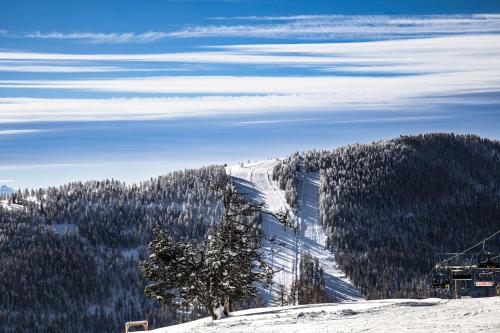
[432,273,450,289]
[451,270,472,281]
[474,272,495,287]
[476,242,499,269]
[477,259,499,270]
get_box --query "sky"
[1,0,500,189]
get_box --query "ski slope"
[227,159,362,303]
[150,297,500,333]
[228,160,298,302]
[298,172,363,300]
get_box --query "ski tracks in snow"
[297,171,363,301]
[228,159,363,304]
[228,160,298,303]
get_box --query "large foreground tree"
[143,175,276,319]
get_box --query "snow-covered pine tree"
[143,174,274,320]
[205,216,272,316]
[209,174,273,316]
[142,229,213,316]
[292,252,329,305]
[274,283,288,306]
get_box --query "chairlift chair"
[477,259,500,270]
[432,273,450,289]
[451,269,472,281]
[474,271,495,287]
[452,274,472,281]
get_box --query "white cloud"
[170,14,500,39]
[1,35,499,95]
[0,34,498,74]
[0,129,45,135]
[1,29,168,43]
[1,70,499,97]
[236,118,318,126]
[0,75,495,123]
[23,31,169,43]
[0,95,331,123]
[0,60,214,73]
[0,34,498,123]
[3,14,499,44]
[0,64,128,73]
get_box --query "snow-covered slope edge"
[150,297,500,333]
[227,159,362,303]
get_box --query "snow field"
[150,297,500,332]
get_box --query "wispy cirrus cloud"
[1,34,498,74]
[1,34,499,76]
[2,71,499,96]
[0,95,326,123]
[0,34,499,123]
[0,71,497,123]
[0,64,128,73]
[171,14,500,40]
[0,30,169,43]
[0,59,215,73]
[23,31,169,43]
[2,14,500,44]
[0,129,46,135]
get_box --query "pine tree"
[211,174,274,315]
[293,252,328,305]
[274,283,288,306]
[205,217,272,316]
[143,174,274,320]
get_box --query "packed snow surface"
[150,297,500,333]
[227,160,362,303]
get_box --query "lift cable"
[437,229,500,267]
[424,228,500,282]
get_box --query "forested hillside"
[0,166,241,333]
[273,133,500,298]
[3,133,499,333]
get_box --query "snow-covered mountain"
[2,134,499,333]
[227,160,363,303]
[0,185,13,195]
[150,297,500,333]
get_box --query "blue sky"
[1,0,500,189]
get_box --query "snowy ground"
[226,160,362,303]
[150,297,500,332]
[0,200,25,211]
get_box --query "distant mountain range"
[0,185,13,195]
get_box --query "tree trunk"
[223,296,231,317]
[205,303,217,320]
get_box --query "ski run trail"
[227,159,363,304]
